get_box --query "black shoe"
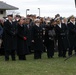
[5,59,9,61]
[51,56,53,58]
[34,57,41,59]
[19,58,26,60]
[19,59,26,61]
[48,56,51,59]
[12,59,16,61]
[58,55,63,57]
[48,56,53,58]
[63,56,66,58]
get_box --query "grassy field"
[0,52,76,75]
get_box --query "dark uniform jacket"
[67,22,76,47]
[17,24,28,55]
[55,23,69,49]
[0,24,3,39]
[26,24,32,46]
[3,20,17,51]
[32,25,44,51]
[45,25,56,46]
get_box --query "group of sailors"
[0,14,76,61]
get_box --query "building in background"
[0,1,18,18]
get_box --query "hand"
[23,37,27,40]
[32,40,34,42]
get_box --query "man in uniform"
[32,19,44,59]
[67,15,76,56]
[45,19,56,58]
[17,18,28,60]
[3,14,16,61]
[55,18,68,57]
[24,18,32,54]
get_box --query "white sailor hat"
[34,18,40,22]
[7,13,13,17]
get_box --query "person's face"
[70,18,75,22]
[63,18,67,23]
[56,19,61,24]
[8,16,13,21]
[53,21,57,25]
[15,17,20,21]
[26,20,30,24]
[35,21,40,25]
[46,20,50,25]
[19,19,25,25]
[51,21,57,26]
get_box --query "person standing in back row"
[24,18,32,54]
[45,19,56,58]
[55,18,69,57]
[67,15,76,56]
[3,14,16,61]
[32,19,44,59]
[17,18,28,60]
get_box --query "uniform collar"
[58,23,61,28]
[70,20,75,25]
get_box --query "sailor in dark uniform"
[40,18,46,52]
[32,19,44,59]
[55,18,69,57]
[67,15,76,56]
[24,18,32,54]
[3,14,16,61]
[13,15,21,54]
[13,15,21,28]
[45,19,56,58]
[17,18,28,60]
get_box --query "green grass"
[0,52,76,75]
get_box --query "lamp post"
[26,9,30,17]
[38,8,40,17]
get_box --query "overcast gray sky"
[2,0,76,17]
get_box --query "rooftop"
[0,1,18,10]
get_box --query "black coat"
[26,24,32,46]
[45,25,56,47]
[0,24,3,39]
[40,23,46,41]
[32,25,44,51]
[12,21,18,50]
[67,22,76,47]
[17,24,28,55]
[3,20,17,51]
[55,23,69,49]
